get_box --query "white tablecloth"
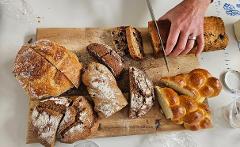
[0,0,239,147]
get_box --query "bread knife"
[234,19,240,51]
[146,0,170,72]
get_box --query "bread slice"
[155,86,175,119]
[87,43,123,77]
[148,20,171,56]
[13,45,74,99]
[31,39,82,88]
[126,26,144,60]
[129,67,155,118]
[148,17,228,55]
[111,26,144,60]
[111,26,128,56]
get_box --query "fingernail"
[165,49,170,55]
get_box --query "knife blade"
[146,0,170,72]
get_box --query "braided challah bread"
[160,68,222,103]
[155,87,212,131]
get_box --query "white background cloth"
[0,0,240,147]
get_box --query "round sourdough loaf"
[13,40,82,99]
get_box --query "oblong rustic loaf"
[148,16,229,56]
[82,62,128,118]
[87,43,123,78]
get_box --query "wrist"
[186,0,211,10]
[184,0,211,7]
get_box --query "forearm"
[184,0,211,9]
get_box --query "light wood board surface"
[32,28,200,140]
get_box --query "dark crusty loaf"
[126,26,144,60]
[57,96,99,143]
[31,40,83,88]
[148,16,229,56]
[13,45,74,99]
[111,26,128,56]
[87,43,123,77]
[82,62,128,118]
[29,97,72,147]
[129,67,155,118]
[27,96,98,146]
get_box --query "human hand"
[159,0,211,56]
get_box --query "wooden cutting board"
[35,28,200,138]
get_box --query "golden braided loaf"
[160,69,222,103]
[155,87,212,131]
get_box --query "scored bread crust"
[31,39,82,88]
[13,45,73,99]
[27,96,99,145]
[155,87,212,131]
[126,26,144,60]
[28,97,72,147]
[148,16,228,56]
[160,68,222,103]
[82,62,128,118]
[57,96,99,143]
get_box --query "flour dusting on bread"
[82,62,128,118]
[31,108,62,145]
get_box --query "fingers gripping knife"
[146,0,170,72]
